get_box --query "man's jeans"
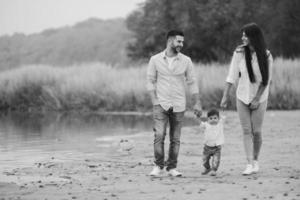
[152,105,184,170]
[202,145,221,171]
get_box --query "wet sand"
[0,111,300,200]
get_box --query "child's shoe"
[201,168,211,175]
[242,164,253,175]
[209,170,217,176]
[252,161,259,173]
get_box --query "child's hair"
[207,108,219,118]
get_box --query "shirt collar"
[162,50,181,60]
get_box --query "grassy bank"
[0,59,299,112]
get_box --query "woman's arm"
[220,50,240,109]
[249,84,267,110]
[249,51,273,110]
[220,82,233,109]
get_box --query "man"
[147,30,202,177]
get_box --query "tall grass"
[268,58,300,109]
[0,59,299,112]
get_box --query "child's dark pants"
[202,145,221,171]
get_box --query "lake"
[0,112,199,169]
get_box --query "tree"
[0,18,132,69]
[126,0,300,62]
[270,0,300,58]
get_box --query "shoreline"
[2,108,300,117]
[0,111,300,199]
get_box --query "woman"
[220,23,273,175]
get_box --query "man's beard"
[171,46,182,54]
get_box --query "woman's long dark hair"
[241,23,269,86]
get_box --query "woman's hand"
[220,95,229,109]
[249,84,265,110]
[249,98,260,110]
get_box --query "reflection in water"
[0,112,198,152]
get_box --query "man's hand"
[149,91,159,105]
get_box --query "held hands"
[194,103,205,130]
[193,102,202,118]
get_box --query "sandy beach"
[0,110,300,200]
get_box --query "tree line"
[126,0,300,62]
[0,18,131,70]
[0,0,299,69]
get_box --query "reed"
[0,58,299,112]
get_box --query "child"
[197,108,225,176]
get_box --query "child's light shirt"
[200,116,225,147]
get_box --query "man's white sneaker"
[242,164,253,175]
[252,161,259,173]
[168,169,182,177]
[149,166,162,176]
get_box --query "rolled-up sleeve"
[146,57,157,91]
[226,51,240,84]
[186,58,199,94]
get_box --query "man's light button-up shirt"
[146,50,199,112]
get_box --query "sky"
[0,0,144,36]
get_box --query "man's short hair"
[207,108,220,118]
[166,30,184,39]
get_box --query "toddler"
[197,108,225,176]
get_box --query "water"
[0,112,199,169]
